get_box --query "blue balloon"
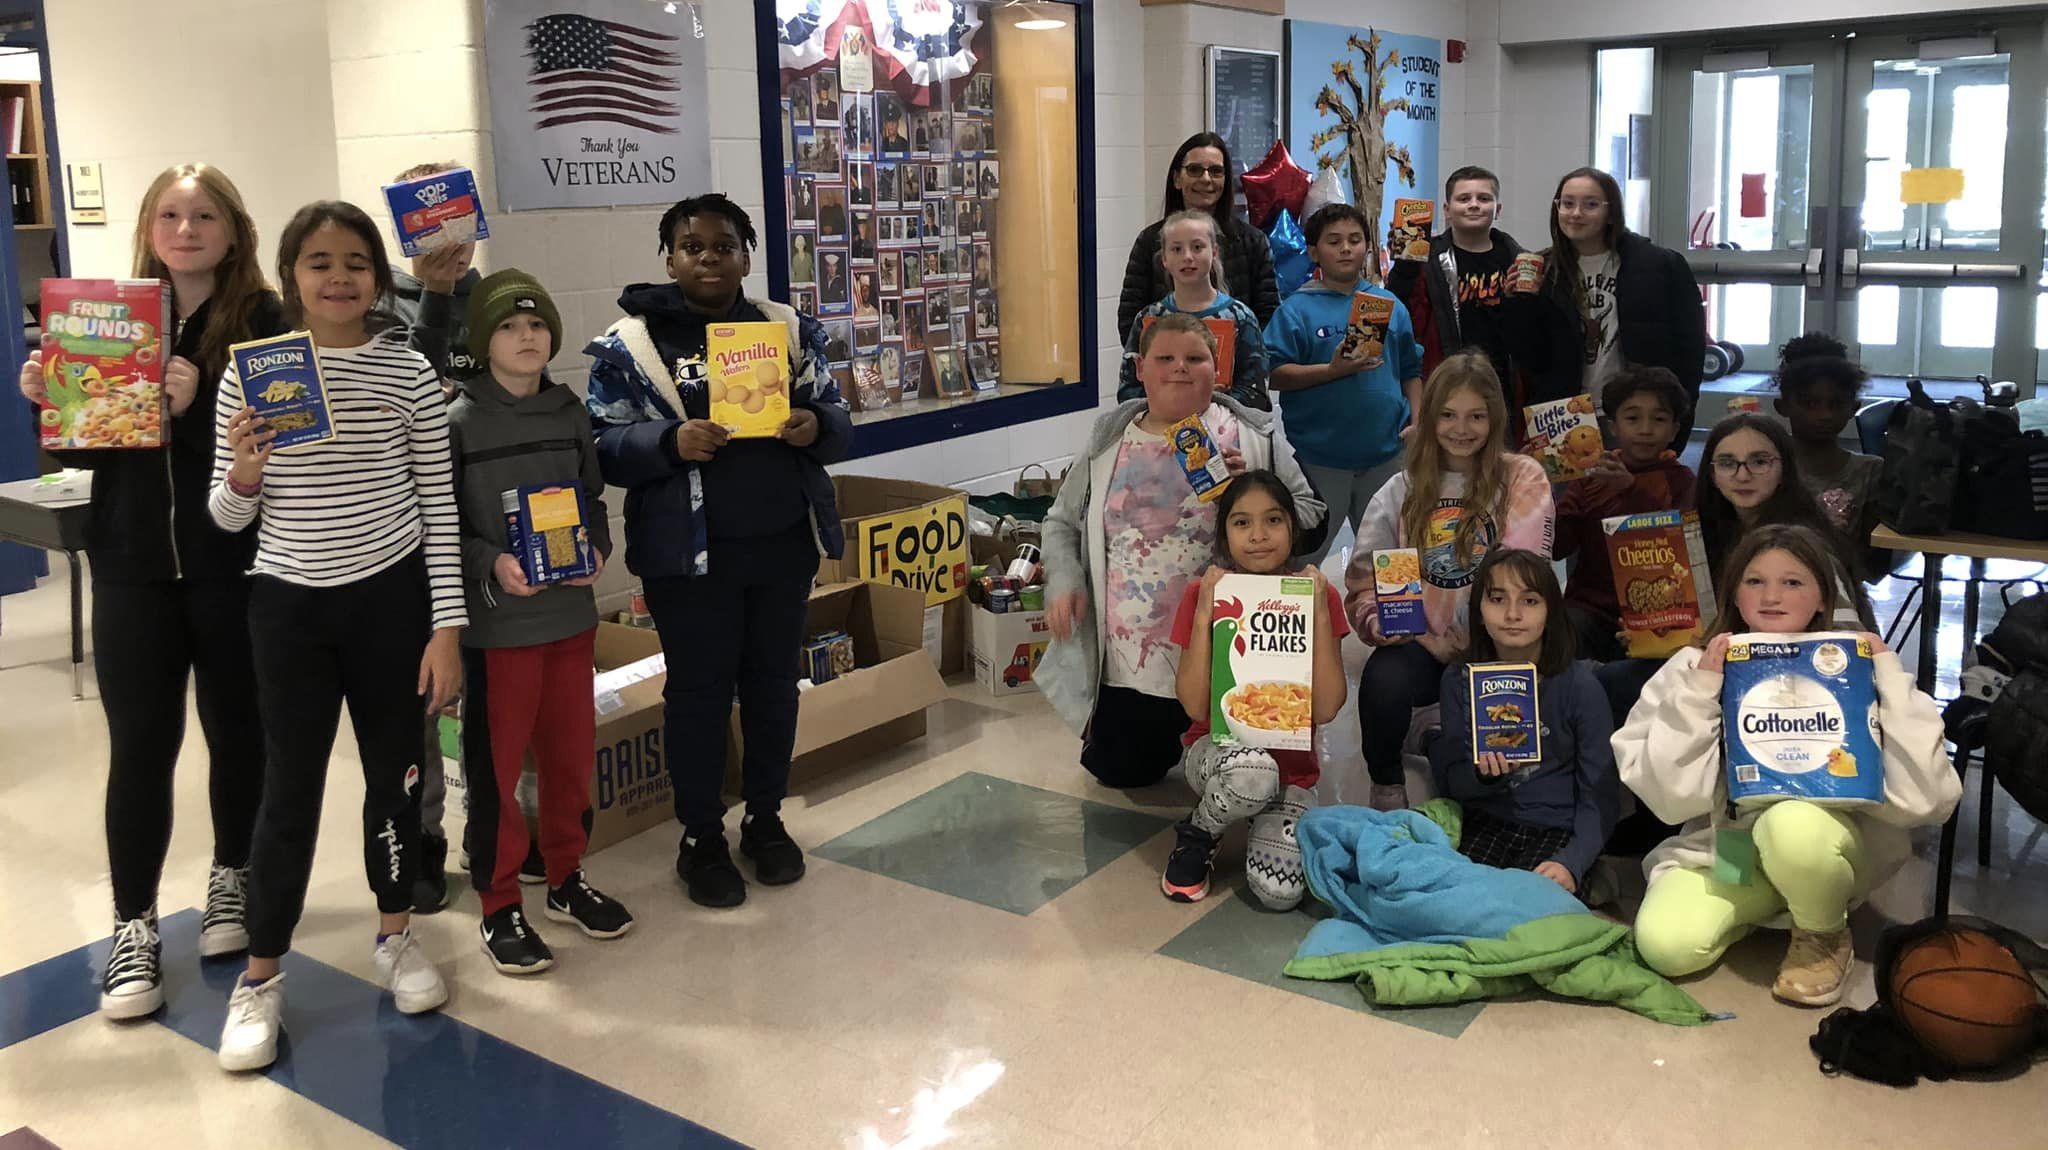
[1267,209,1312,296]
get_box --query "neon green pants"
[1634,800,1867,978]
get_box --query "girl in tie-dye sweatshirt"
[1341,352,1555,810]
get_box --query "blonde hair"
[1160,210,1226,290]
[130,163,268,378]
[1400,351,1511,567]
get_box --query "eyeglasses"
[1554,198,1606,215]
[1710,453,1781,477]
[1180,163,1227,179]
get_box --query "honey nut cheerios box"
[1208,573,1316,752]
[1721,632,1884,811]
[707,322,793,438]
[1468,662,1542,764]
[1603,508,1716,659]
[1522,392,1604,481]
[37,279,171,450]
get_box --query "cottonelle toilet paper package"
[1722,632,1884,811]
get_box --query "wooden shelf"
[0,79,51,229]
[14,222,52,230]
[6,153,37,161]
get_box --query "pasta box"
[1722,632,1884,811]
[1209,573,1316,752]
[382,165,490,256]
[1371,548,1428,637]
[230,331,335,450]
[36,278,171,450]
[1468,662,1541,764]
[1603,508,1717,658]
[1522,392,1604,481]
[503,484,597,585]
[1168,412,1233,503]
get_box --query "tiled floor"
[3,545,2046,1149]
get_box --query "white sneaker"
[199,864,251,957]
[372,928,448,1014]
[218,972,285,1071]
[100,914,163,1020]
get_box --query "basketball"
[1889,929,2042,1069]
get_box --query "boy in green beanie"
[449,268,634,975]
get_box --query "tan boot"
[1774,926,1854,1006]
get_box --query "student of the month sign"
[484,0,713,209]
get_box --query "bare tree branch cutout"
[1308,30,1420,282]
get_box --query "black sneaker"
[676,830,747,908]
[479,905,554,975]
[1161,819,1220,903]
[101,911,163,1019]
[739,814,807,886]
[411,834,451,914]
[545,871,635,939]
[518,840,546,885]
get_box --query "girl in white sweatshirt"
[1614,524,1959,1006]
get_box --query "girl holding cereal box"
[1614,524,1959,1006]
[1040,314,1325,791]
[1342,352,1556,811]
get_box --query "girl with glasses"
[1117,132,1281,344]
[1695,415,1859,622]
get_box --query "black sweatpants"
[1080,684,1191,788]
[642,525,816,836]
[241,557,432,959]
[1358,641,1447,785]
[93,576,265,921]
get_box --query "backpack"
[1953,418,2048,540]
[1982,591,2048,824]
[1875,378,1966,534]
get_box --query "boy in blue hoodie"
[585,193,853,909]
[1264,203,1424,564]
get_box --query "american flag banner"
[526,13,682,133]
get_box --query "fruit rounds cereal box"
[1603,508,1716,658]
[1209,573,1317,751]
[1722,632,1884,810]
[707,322,793,437]
[37,279,171,450]
[1391,198,1434,261]
[1522,392,1603,481]
[1468,662,1541,764]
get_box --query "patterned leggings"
[1182,739,1312,911]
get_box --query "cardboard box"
[37,278,171,450]
[970,603,1050,694]
[818,474,972,672]
[1210,573,1318,752]
[1469,662,1542,764]
[1604,508,1717,659]
[1522,392,1604,482]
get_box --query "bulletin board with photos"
[768,0,1090,441]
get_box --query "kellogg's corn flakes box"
[1168,412,1232,503]
[1371,548,1428,637]
[503,484,597,586]
[1391,199,1435,261]
[37,279,170,450]
[1722,632,1884,810]
[1469,662,1541,764]
[230,331,335,450]
[1523,392,1604,481]
[382,166,490,257]
[1209,573,1316,752]
[1603,509,1716,658]
[707,322,793,437]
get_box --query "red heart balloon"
[1241,141,1311,230]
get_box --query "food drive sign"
[856,497,970,605]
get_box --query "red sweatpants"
[470,629,595,914]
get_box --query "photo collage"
[783,65,1003,413]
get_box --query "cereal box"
[1391,198,1435,261]
[230,331,335,451]
[1168,412,1233,503]
[1603,509,1716,658]
[1140,313,1237,384]
[1371,548,1428,637]
[1469,662,1541,764]
[1209,573,1317,752]
[503,484,597,586]
[36,278,170,450]
[1522,392,1604,481]
[1339,293,1394,362]
[706,322,793,437]
[1722,632,1884,811]
[382,166,490,257]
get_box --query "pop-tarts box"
[1469,662,1541,764]
[230,331,334,450]
[1723,632,1884,810]
[383,166,490,257]
[1371,549,1427,637]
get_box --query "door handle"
[1856,261,2026,282]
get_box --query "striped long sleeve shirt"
[208,332,468,630]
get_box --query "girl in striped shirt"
[207,201,466,1072]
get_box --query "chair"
[1934,710,1990,919]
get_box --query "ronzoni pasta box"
[1722,632,1884,810]
[1340,293,1394,361]
[1603,509,1716,658]
[1522,392,1603,481]
[503,484,597,586]
[1168,412,1233,503]
[37,278,171,450]
[1469,662,1541,764]
[230,331,335,450]
[1371,548,1428,637]
[1391,198,1435,261]
[1208,573,1316,752]
[707,322,792,437]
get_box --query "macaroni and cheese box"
[707,322,792,437]
[1371,548,1428,637]
[1468,662,1542,764]
[382,166,490,257]
[1168,412,1233,503]
[1140,314,1237,385]
[230,331,335,450]
[1603,509,1716,658]
[1209,573,1316,752]
[1722,632,1884,810]
[503,484,597,585]
[1522,392,1604,481]
[1340,293,1394,361]
[1391,198,1434,261]
[36,278,170,450]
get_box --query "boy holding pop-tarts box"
[1264,203,1424,563]
[447,269,634,974]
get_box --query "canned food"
[1019,586,1044,611]
[988,588,1016,614]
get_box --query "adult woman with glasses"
[1116,132,1280,344]
[1527,167,1705,421]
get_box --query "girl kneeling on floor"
[1165,473,1348,906]
[1615,524,1960,1006]
[1040,313,1326,791]
[1428,549,1617,896]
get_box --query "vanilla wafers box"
[707,322,793,437]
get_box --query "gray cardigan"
[1037,394,1326,733]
